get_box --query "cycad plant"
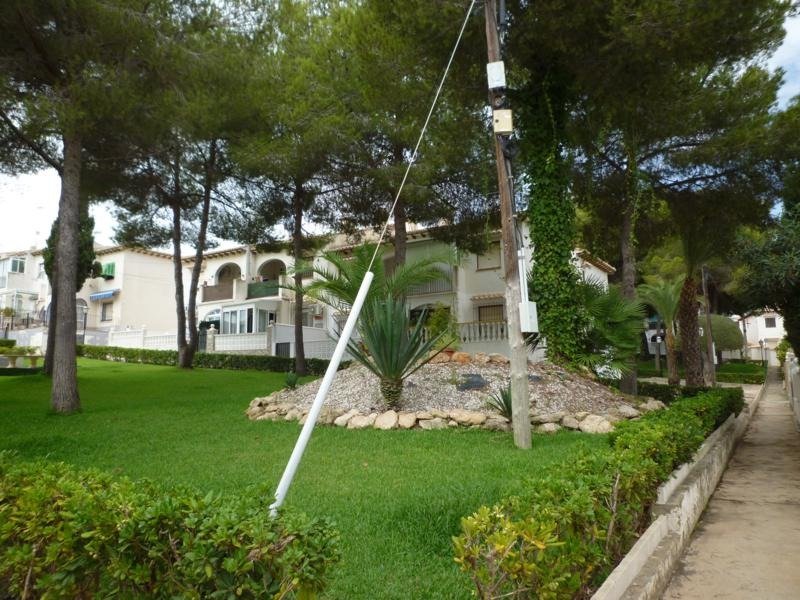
[295,243,450,318]
[575,279,645,376]
[638,279,682,385]
[346,295,447,408]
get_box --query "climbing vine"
[524,79,584,365]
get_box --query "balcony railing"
[458,321,507,343]
[202,281,233,302]
[247,280,280,299]
[407,274,454,296]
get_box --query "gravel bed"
[262,360,629,416]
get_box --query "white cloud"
[0,170,116,253]
[769,14,800,107]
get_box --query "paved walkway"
[662,369,800,599]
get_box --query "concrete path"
[662,369,800,599]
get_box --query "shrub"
[285,370,299,389]
[0,339,16,349]
[453,388,744,599]
[635,381,711,405]
[75,344,336,375]
[347,295,447,408]
[776,337,791,367]
[485,384,512,420]
[0,454,340,599]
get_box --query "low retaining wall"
[592,382,767,600]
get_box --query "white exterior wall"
[77,250,175,333]
[734,312,786,365]
[0,250,42,315]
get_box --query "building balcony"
[202,281,233,302]
[247,280,280,299]
[407,274,454,296]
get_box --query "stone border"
[591,382,767,600]
[245,398,666,433]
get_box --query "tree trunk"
[393,197,407,269]
[171,200,191,368]
[665,328,680,385]
[50,132,82,413]
[619,201,638,395]
[186,140,216,361]
[679,274,704,386]
[43,272,57,376]
[293,185,307,376]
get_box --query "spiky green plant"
[293,243,451,318]
[576,279,645,376]
[346,295,447,408]
[485,383,512,421]
[638,279,682,385]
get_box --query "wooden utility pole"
[484,0,531,449]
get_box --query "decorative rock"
[418,417,447,430]
[528,374,543,383]
[430,408,450,419]
[574,411,590,421]
[374,410,398,430]
[255,411,280,421]
[484,416,511,431]
[615,404,641,419]
[284,408,301,421]
[397,412,417,429]
[488,353,510,365]
[452,351,472,364]
[348,413,377,429]
[448,419,459,428]
[416,411,433,420]
[318,407,341,425]
[473,352,490,365]
[457,373,489,391]
[561,415,581,430]
[640,398,667,412]
[531,411,566,424]
[449,409,487,426]
[429,351,451,364]
[536,422,562,434]
[578,414,614,434]
[334,409,359,427]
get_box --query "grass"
[0,359,608,599]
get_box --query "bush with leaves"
[0,454,340,599]
[485,383,512,420]
[346,296,447,408]
[574,279,645,376]
[454,387,744,599]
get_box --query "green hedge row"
[0,339,15,348]
[715,371,765,384]
[0,454,340,599]
[76,344,334,375]
[636,381,712,405]
[453,387,745,599]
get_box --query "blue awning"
[89,289,119,302]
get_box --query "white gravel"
[261,360,629,416]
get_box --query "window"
[478,304,504,322]
[38,262,46,279]
[10,257,25,273]
[101,302,113,322]
[101,262,115,278]
[765,317,777,329]
[477,243,501,270]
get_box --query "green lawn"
[0,359,608,599]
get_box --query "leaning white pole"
[269,271,374,517]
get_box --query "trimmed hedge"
[636,381,712,405]
[0,339,15,348]
[76,344,335,375]
[0,367,42,377]
[0,454,340,599]
[453,387,745,599]
[715,371,765,384]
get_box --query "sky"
[0,14,798,254]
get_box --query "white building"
[0,249,41,322]
[735,311,786,365]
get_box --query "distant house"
[0,249,40,322]
[734,312,787,366]
[186,222,614,359]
